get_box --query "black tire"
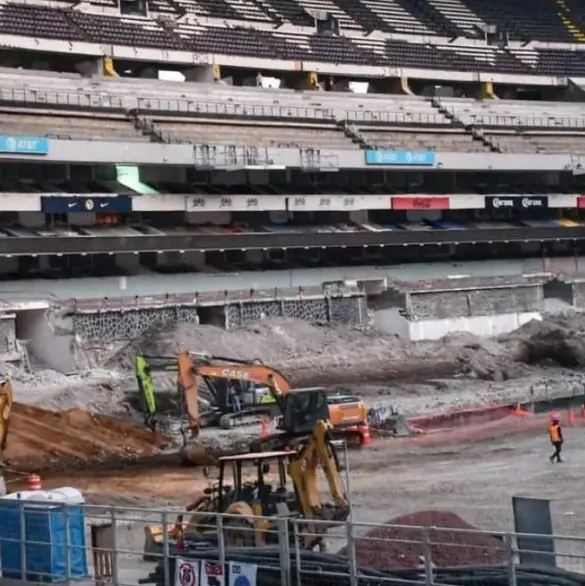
[223,518,256,547]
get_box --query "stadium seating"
[1,0,585,75]
[439,97,585,153]
[0,106,145,142]
[2,66,585,153]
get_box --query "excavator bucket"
[179,442,219,467]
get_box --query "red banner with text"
[391,196,450,210]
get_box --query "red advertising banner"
[578,197,585,208]
[391,196,450,210]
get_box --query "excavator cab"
[278,388,330,435]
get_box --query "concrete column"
[184,65,217,83]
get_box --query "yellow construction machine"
[136,351,369,464]
[145,418,349,555]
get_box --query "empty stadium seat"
[0,3,88,40]
[455,0,574,42]
[0,106,146,142]
[149,119,357,148]
[438,97,585,153]
[359,127,486,152]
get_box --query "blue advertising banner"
[365,150,436,166]
[0,136,49,155]
[41,196,132,214]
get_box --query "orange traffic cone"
[27,474,42,491]
[260,418,270,439]
[361,425,372,446]
[568,408,575,426]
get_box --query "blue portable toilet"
[0,487,89,582]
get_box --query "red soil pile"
[5,402,169,472]
[341,510,505,571]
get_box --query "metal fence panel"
[2,502,585,586]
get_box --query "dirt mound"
[5,402,168,472]
[505,314,585,368]
[340,510,505,570]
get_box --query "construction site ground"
[4,313,585,545]
[8,415,585,538]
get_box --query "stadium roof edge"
[15,140,579,172]
[0,34,569,87]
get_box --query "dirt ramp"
[5,403,168,472]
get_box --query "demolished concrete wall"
[375,276,545,341]
[69,287,367,342]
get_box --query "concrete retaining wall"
[570,281,585,309]
[375,309,541,341]
[71,293,366,342]
[375,276,545,341]
[406,280,543,320]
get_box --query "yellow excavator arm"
[288,419,349,543]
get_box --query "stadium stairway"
[337,120,370,149]
[126,109,169,143]
[429,97,503,152]
[555,0,585,42]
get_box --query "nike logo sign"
[99,203,108,208]
[68,203,76,208]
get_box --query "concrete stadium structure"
[373,276,546,341]
[0,285,366,372]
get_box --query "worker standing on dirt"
[549,416,564,463]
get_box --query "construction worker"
[229,383,242,413]
[549,415,564,463]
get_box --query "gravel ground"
[349,424,585,538]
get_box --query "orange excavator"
[136,352,369,463]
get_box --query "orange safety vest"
[549,424,561,443]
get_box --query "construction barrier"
[409,403,520,432]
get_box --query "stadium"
[3,1,585,582]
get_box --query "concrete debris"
[6,314,585,449]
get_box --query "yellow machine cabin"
[145,420,349,554]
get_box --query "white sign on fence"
[228,561,258,586]
[175,558,200,586]
[200,561,225,586]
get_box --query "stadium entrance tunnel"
[15,307,76,373]
[196,305,226,327]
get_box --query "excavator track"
[218,407,278,430]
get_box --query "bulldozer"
[144,417,349,556]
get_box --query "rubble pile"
[9,313,585,435]
[504,313,585,368]
[341,510,505,571]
